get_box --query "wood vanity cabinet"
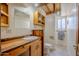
[2,45,30,56]
[2,47,24,56]
[1,38,42,56]
[32,30,44,55]
[19,44,30,56]
[31,40,42,56]
[33,30,43,37]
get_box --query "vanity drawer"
[2,46,26,56]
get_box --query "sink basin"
[22,36,39,41]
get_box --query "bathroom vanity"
[0,3,44,56]
[1,36,42,56]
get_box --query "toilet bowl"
[44,43,53,55]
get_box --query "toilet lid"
[45,43,52,47]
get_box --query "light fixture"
[34,3,39,7]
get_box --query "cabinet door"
[37,40,42,56]
[31,40,42,56]
[2,46,29,56]
[8,46,26,56]
[20,44,30,56]
[31,40,39,56]
[33,11,39,25]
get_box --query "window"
[67,16,76,29]
[57,15,76,31]
[58,19,62,30]
[57,17,66,31]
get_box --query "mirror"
[14,9,31,29]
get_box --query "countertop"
[1,36,40,52]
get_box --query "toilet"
[44,43,53,55]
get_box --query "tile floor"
[45,45,69,56]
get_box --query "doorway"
[55,15,77,56]
[55,16,67,49]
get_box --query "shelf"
[1,3,9,27]
[5,3,8,5]
[1,10,8,17]
[39,20,45,24]
[1,23,8,27]
[34,23,43,26]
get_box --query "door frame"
[76,5,79,56]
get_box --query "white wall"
[14,17,30,28]
[15,6,36,30]
[14,10,30,28]
[1,4,35,39]
[61,3,76,16]
[62,4,77,55]
[44,14,55,46]
[67,15,77,56]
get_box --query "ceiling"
[14,9,29,17]
[10,3,34,7]
[61,3,77,16]
[11,3,76,16]
[39,3,61,15]
[39,3,76,16]
[11,3,61,13]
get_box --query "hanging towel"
[58,31,65,40]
